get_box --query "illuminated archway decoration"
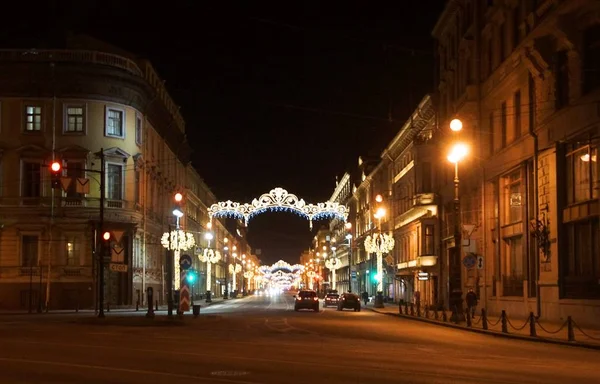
[259,259,304,289]
[208,187,348,230]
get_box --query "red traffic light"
[50,161,61,173]
[102,231,111,241]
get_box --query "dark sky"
[5,0,445,265]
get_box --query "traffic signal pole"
[98,149,106,318]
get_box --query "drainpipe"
[528,73,541,318]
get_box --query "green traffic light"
[186,270,197,284]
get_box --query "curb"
[367,307,600,351]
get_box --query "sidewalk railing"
[396,302,600,345]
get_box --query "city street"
[1,293,599,384]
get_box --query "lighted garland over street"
[208,187,348,230]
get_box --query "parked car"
[337,292,361,312]
[294,290,319,312]
[323,293,340,308]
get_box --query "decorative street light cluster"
[198,248,221,294]
[364,232,395,292]
[324,256,341,290]
[161,229,196,291]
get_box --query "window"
[512,6,521,48]
[21,235,39,267]
[65,236,81,266]
[65,106,84,133]
[566,144,598,203]
[501,102,507,148]
[134,170,141,205]
[106,108,124,138]
[424,225,434,255]
[528,72,536,131]
[22,162,41,198]
[65,160,85,198]
[504,170,522,224]
[583,24,600,94]
[24,105,42,131]
[503,236,524,296]
[514,90,521,138]
[564,218,600,298]
[107,163,123,200]
[555,51,569,109]
[499,22,506,62]
[135,115,143,146]
[489,111,495,155]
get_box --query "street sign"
[462,253,477,269]
[477,256,484,270]
[180,254,192,270]
[351,271,357,279]
[109,263,128,273]
[180,284,190,312]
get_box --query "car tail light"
[313,297,318,301]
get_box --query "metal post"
[28,260,33,314]
[98,148,105,318]
[450,161,464,322]
[167,247,174,318]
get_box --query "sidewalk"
[0,295,233,316]
[366,302,600,349]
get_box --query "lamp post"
[198,248,220,303]
[223,238,229,299]
[447,122,469,321]
[229,259,241,295]
[161,193,195,317]
[243,269,254,293]
[365,198,395,309]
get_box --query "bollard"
[193,304,201,318]
[482,308,488,330]
[155,300,158,311]
[146,287,155,318]
[410,303,414,316]
[107,302,110,312]
[136,301,139,312]
[501,310,508,333]
[529,312,536,337]
[567,316,575,342]
[466,310,472,327]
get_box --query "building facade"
[433,0,600,325]
[0,36,210,311]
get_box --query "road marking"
[0,357,260,383]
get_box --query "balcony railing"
[0,49,143,77]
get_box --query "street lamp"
[365,201,395,308]
[447,139,469,321]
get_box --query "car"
[337,292,361,312]
[294,290,319,312]
[323,293,340,308]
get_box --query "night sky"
[5,0,446,264]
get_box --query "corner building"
[0,35,192,310]
[433,0,600,325]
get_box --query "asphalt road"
[1,292,599,384]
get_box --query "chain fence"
[396,302,599,345]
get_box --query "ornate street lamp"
[229,263,242,292]
[364,232,395,307]
[161,229,196,296]
[198,248,221,303]
[325,254,341,291]
[306,270,317,290]
[243,270,254,293]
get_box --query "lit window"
[65,106,84,133]
[106,108,124,137]
[25,106,42,131]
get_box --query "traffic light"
[173,192,184,218]
[186,269,198,284]
[50,161,62,189]
[101,231,112,259]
